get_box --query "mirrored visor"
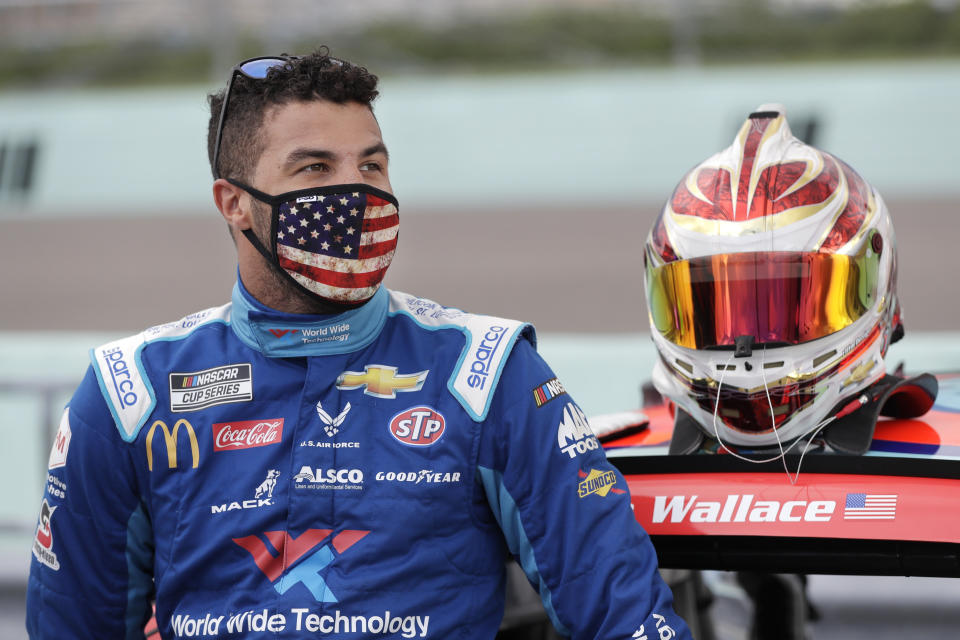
[646,248,879,350]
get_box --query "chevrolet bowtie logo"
[336,365,428,399]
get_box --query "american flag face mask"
[229,180,399,305]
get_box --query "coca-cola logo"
[212,419,284,451]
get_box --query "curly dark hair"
[207,48,380,181]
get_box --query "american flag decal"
[275,191,398,302]
[843,493,897,520]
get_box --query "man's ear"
[212,179,252,232]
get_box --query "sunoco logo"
[577,468,624,498]
[652,494,836,523]
[556,402,599,458]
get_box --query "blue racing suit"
[26,280,692,640]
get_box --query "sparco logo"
[102,347,137,408]
[557,402,599,458]
[466,325,507,389]
[212,419,283,451]
[652,494,836,524]
[389,407,445,446]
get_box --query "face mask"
[229,180,399,305]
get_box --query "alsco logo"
[146,419,199,471]
[389,407,445,446]
[233,529,369,601]
[336,365,428,398]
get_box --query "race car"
[594,374,960,578]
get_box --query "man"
[27,49,692,639]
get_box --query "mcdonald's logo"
[146,419,200,471]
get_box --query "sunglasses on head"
[211,55,301,180]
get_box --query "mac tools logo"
[211,470,280,514]
[233,529,369,601]
[212,419,283,451]
[557,402,600,458]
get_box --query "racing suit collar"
[230,278,388,357]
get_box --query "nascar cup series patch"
[169,364,253,412]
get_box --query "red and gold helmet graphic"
[644,104,901,447]
[649,105,878,265]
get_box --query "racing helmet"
[644,104,902,448]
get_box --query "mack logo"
[389,407,445,446]
[233,529,369,601]
[466,326,507,390]
[652,494,836,524]
[213,419,283,451]
[146,419,199,471]
[557,402,600,458]
[336,365,428,398]
[169,364,252,412]
[577,468,625,498]
[212,470,280,514]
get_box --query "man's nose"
[333,164,364,184]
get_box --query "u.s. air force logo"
[169,364,252,412]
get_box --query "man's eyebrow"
[362,143,389,160]
[284,148,336,166]
[284,143,389,166]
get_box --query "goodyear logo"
[577,468,623,498]
[146,419,199,471]
[336,365,428,399]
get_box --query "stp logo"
[389,407,445,446]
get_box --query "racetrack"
[0,196,954,334]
